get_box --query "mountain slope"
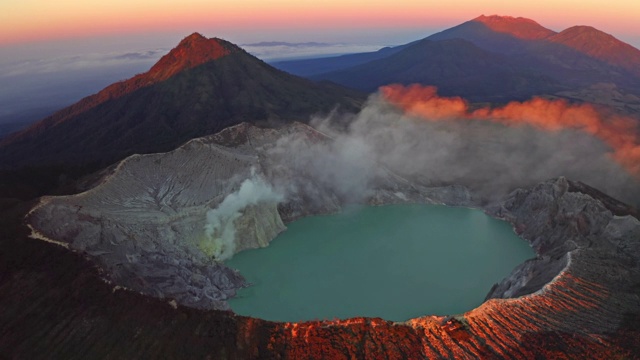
[428,15,556,53]
[308,15,640,104]
[315,38,559,101]
[428,15,640,80]
[275,15,557,77]
[0,34,364,172]
[28,33,234,127]
[546,26,640,78]
[271,44,409,77]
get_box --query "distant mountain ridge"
[316,38,558,100]
[429,15,640,75]
[426,15,556,54]
[275,15,640,104]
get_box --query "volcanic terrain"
[1,16,640,359]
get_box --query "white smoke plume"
[270,128,379,203]
[276,93,640,206]
[202,170,284,260]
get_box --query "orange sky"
[1,0,639,46]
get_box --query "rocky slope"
[15,122,640,358]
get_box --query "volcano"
[0,33,363,172]
[276,15,640,106]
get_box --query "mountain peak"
[1,34,243,145]
[148,34,236,80]
[473,14,556,40]
[180,32,207,43]
[554,25,614,41]
[548,26,640,76]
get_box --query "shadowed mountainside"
[428,15,556,54]
[0,33,364,198]
[546,25,640,78]
[270,44,410,77]
[429,15,640,81]
[314,38,559,100]
[276,15,640,105]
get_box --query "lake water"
[226,204,534,322]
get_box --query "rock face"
[486,177,640,300]
[23,123,640,357]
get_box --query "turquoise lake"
[226,204,534,322]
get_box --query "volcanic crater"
[25,122,640,358]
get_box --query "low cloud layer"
[0,49,166,78]
[0,49,167,130]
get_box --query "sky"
[2,0,640,48]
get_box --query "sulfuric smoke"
[202,170,284,261]
[202,86,640,260]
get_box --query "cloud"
[0,49,166,77]
[382,84,640,178]
[269,125,379,203]
[0,49,169,126]
[271,88,640,207]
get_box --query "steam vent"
[21,123,640,358]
